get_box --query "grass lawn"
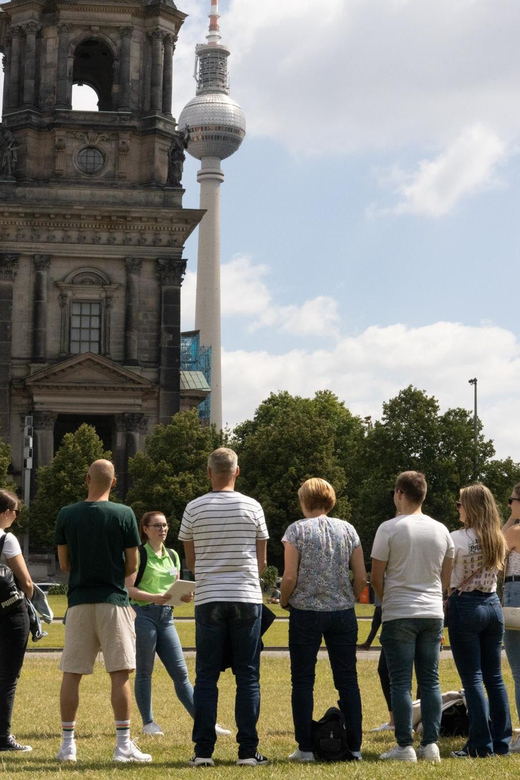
[3,655,519,779]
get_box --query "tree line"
[6,386,520,571]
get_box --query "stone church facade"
[0,0,208,494]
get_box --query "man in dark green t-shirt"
[54,459,151,764]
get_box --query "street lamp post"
[468,378,478,479]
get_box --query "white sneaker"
[142,721,164,736]
[510,735,520,753]
[350,751,363,761]
[288,748,315,762]
[215,724,231,736]
[371,722,394,732]
[417,743,441,762]
[56,741,77,762]
[189,755,215,767]
[113,739,152,763]
[380,744,417,762]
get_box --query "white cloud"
[371,125,509,217]
[182,255,340,337]
[221,321,520,462]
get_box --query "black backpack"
[311,707,353,762]
[134,544,181,588]
[439,700,469,737]
[0,534,25,614]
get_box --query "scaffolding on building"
[180,331,212,424]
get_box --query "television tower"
[178,0,246,430]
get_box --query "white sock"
[115,720,131,748]
[61,721,75,745]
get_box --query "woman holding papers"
[126,511,230,738]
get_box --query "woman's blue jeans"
[133,603,194,725]
[448,590,512,756]
[503,581,520,726]
[288,607,362,753]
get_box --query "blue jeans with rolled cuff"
[448,589,512,756]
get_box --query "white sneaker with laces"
[189,755,215,767]
[113,739,152,763]
[510,735,520,753]
[288,748,315,762]
[379,744,417,762]
[56,741,77,762]
[215,724,231,736]
[236,752,269,766]
[142,721,164,736]
[371,722,394,732]
[417,743,441,762]
[350,751,363,761]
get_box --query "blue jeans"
[193,601,262,758]
[289,607,361,752]
[381,617,443,747]
[503,581,520,725]
[448,590,512,756]
[133,604,194,725]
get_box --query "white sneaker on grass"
[189,755,215,767]
[56,742,76,762]
[371,722,394,732]
[215,724,231,736]
[113,739,152,763]
[510,735,520,753]
[142,721,164,736]
[237,752,269,766]
[417,743,441,762]
[379,744,417,762]
[288,748,315,762]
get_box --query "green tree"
[481,457,520,519]
[0,436,12,489]
[127,410,220,541]
[30,424,111,548]
[232,390,365,570]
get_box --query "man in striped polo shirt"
[179,447,269,767]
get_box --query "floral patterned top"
[282,516,360,611]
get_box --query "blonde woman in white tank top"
[502,483,520,752]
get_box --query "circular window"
[77,146,104,174]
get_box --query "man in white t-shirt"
[371,471,454,763]
[179,448,269,768]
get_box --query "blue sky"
[2,0,520,460]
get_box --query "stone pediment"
[26,352,153,391]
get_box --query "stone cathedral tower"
[0,0,206,494]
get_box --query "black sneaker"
[0,735,32,752]
[237,752,269,766]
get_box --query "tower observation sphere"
[177,0,245,430]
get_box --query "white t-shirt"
[179,490,269,606]
[450,527,497,592]
[0,528,22,560]
[371,513,454,622]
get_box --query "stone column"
[162,34,175,116]
[56,24,71,108]
[149,29,165,112]
[123,413,148,495]
[0,255,18,438]
[9,27,22,110]
[124,257,141,365]
[32,411,57,471]
[103,296,113,359]
[119,26,133,110]
[156,257,185,424]
[23,21,40,107]
[32,255,51,362]
[58,292,69,357]
[2,35,12,111]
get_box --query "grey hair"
[208,447,238,475]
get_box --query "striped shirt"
[178,490,269,606]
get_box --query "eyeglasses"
[456,501,462,509]
[147,523,168,531]
[11,508,20,517]
[509,498,520,506]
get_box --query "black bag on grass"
[311,706,352,761]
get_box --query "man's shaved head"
[87,459,115,492]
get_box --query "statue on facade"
[0,128,20,178]
[167,128,190,186]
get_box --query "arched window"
[72,83,99,111]
[73,39,114,111]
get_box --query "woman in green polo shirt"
[126,511,230,738]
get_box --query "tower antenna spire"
[207,0,221,45]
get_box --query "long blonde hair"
[460,483,506,570]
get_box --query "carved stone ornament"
[32,411,57,430]
[23,21,41,35]
[119,26,134,38]
[118,139,130,154]
[76,131,109,146]
[123,413,148,434]
[33,255,51,271]
[55,138,66,151]
[125,257,142,274]
[58,23,71,35]
[149,28,166,41]
[156,258,186,286]
[0,254,19,280]
[72,271,107,285]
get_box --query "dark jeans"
[193,601,262,758]
[289,607,362,752]
[381,617,443,747]
[448,590,512,756]
[378,648,392,712]
[0,605,30,741]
